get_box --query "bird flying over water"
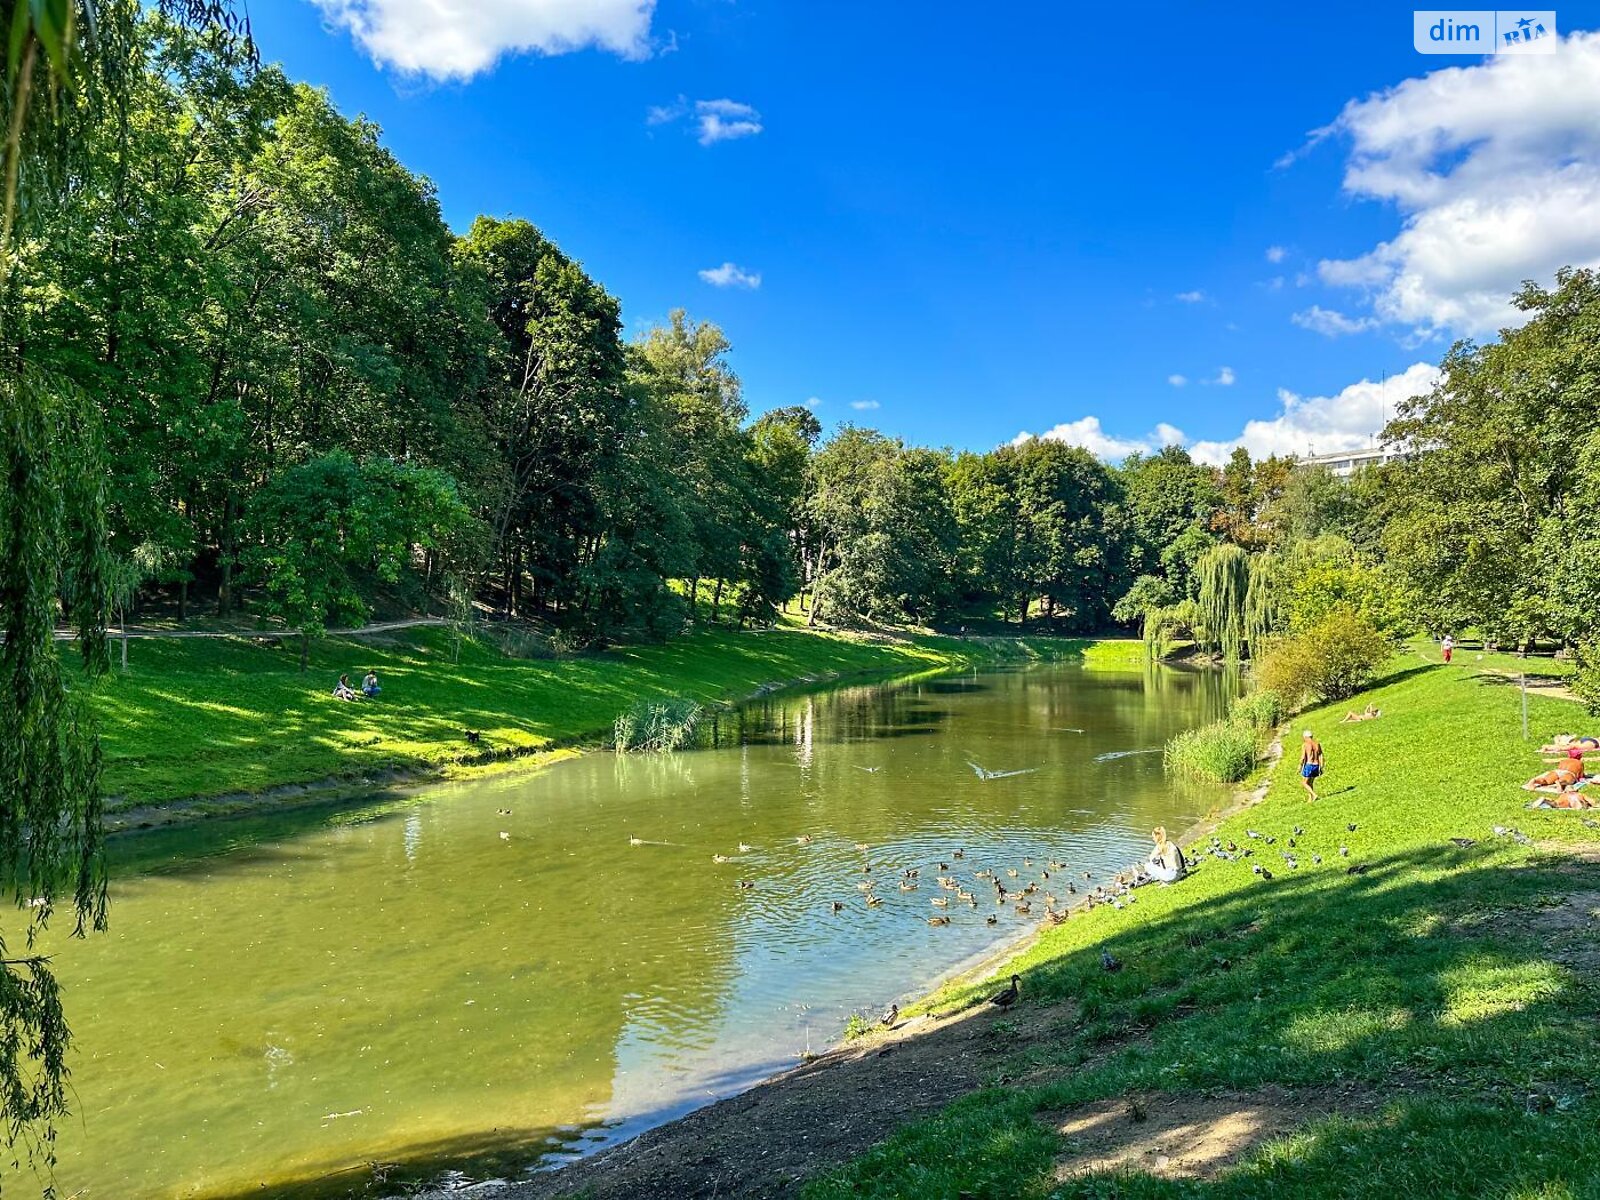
[967,761,1039,781]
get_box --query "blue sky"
[257,2,1600,463]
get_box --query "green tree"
[243,453,481,669]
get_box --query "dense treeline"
[14,18,1600,699]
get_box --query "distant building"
[1298,445,1402,478]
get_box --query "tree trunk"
[712,578,724,624]
[688,577,700,622]
[1018,595,1030,628]
[299,632,309,673]
[218,487,237,616]
[120,604,129,673]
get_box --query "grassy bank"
[804,659,1600,1198]
[88,624,1103,811]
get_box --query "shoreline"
[101,636,1117,836]
[486,714,1279,1197]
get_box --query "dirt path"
[490,993,1072,1200]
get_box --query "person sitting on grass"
[333,673,359,702]
[362,669,381,698]
[1524,748,1586,791]
[1146,826,1187,884]
[1528,780,1595,810]
[1340,703,1382,723]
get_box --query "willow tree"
[0,0,250,1177]
[1245,552,1281,653]
[1196,543,1251,660]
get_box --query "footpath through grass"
[805,659,1600,1200]
[88,624,1094,810]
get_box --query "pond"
[47,658,1235,1198]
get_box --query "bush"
[1164,719,1258,784]
[613,695,703,752]
[1230,689,1284,733]
[1256,608,1392,706]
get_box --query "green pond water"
[45,660,1235,1199]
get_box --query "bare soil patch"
[1045,1084,1382,1181]
[495,994,1073,1200]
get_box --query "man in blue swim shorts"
[1300,730,1323,801]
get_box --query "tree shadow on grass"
[804,844,1600,1200]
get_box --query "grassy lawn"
[86,625,1083,809]
[804,661,1600,1199]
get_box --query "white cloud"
[1167,374,1188,387]
[1014,361,1440,467]
[698,262,761,289]
[1313,31,1600,336]
[803,396,822,410]
[850,400,880,411]
[1011,418,1187,461]
[1186,361,1440,465]
[1266,245,1287,264]
[313,0,656,79]
[1292,306,1380,337]
[1174,290,1207,303]
[1212,366,1236,386]
[650,96,763,145]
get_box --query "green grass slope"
[88,626,1090,808]
[806,661,1600,1200]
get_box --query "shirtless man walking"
[1299,730,1324,801]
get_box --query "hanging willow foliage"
[1196,543,1250,660]
[1245,552,1281,655]
[0,373,111,1175]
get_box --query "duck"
[880,1003,899,1028]
[498,831,510,841]
[898,880,918,892]
[1048,860,1065,872]
[830,900,845,913]
[496,808,513,816]
[1347,823,1358,833]
[987,974,1020,1009]
[930,897,950,908]
[866,894,884,908]
[854,842,871,851]
[1006,868,1019,878]
[1014,901,1032,915]
[938,862,950,873]
[986,913,999,926]
[1066,883,1077,895]
[952,848,965,859]
[712,854,731,863]
[628,835,646,846]
[795,835,813,846]
[1023,857,1034,868]
[856,880,875,892]
[1022,882,1038,895]
[974,869,994,880]
[738,843,755,854]
[927,915,951,926]
[737,880,755,890]
[957,889,975,902]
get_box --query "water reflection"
[55,660,1233,1199]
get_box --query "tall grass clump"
[1164,719,1258,783]
[1230,689,1284,733]
[613,695,703,753]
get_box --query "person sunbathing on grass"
[332,673,359,702]
[1540,734,1600,754]
[1524,749,1585,791]
[1340,703,1382,723]
[1528,782,1595,810]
